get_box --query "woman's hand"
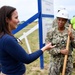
[60,49,69,55]
[41,43,56,52]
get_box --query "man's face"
[57,17,67,28]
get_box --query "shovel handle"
[62,25,71,75]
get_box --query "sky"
[0,0,75,21]
[54,0,75,19]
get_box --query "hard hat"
[58,6,66,11]
[72,24,75,30]
[70,16,75,30]
[70,16,75,24]
[56,10,69,19]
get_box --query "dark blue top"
[0,34,43,75]
[0,64,1,72]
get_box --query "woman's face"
[57,17,67,28]
[6,10,19,31]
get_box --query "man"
[70,16,75,30]
[70,15,75,68]
[46,10,75,75]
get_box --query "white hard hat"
[56,10,69,19]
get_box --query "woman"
[0,6,55,75]
[45,10,75,75]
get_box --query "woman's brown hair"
[0,6,16,37]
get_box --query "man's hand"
[41,43,56,52]
[60,49,69,55]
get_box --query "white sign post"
[38,0,54,69]
[41,0,54,43]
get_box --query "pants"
[48,56,73,75]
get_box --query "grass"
[14,22,75,75]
